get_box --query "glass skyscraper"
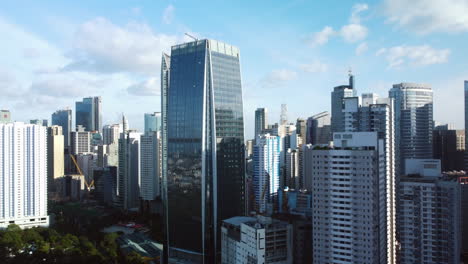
[161,39,245,263]
[389,83,433,173]
[331,73,355,133]
[52,109,72,148]
[144,112,161,132]
[76,96,102,132]
[465,80,468,170]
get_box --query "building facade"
[331,74,355,133]
[47,126,64,192]
[52,108,72,148]
[117,131,141,210]
[0,123,49,228]
[399,159,461,264]
[433,127,465,171]
[102,124,121,145]
[140,131,161,201]
[255,108,268,141]
[161,39,246,262]
[389,83,433,173]
[76,96,102,132]
[144,112,161,133]
[306,111,331,145]
[0,110,11,123]
[70,126,91,155]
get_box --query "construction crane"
[185,32,198,41]
[70,154,94,191]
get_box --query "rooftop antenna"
[185,33,198,41]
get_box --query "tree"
[100,232,119,261]
[124,252,146,264]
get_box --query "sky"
[1,0,468,139]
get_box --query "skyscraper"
[253,134,280,213]
[0,122,49,228]
[76,96,102,132]
[399,159,460,264]
[331,73,355,133]
[306,111,331,145]
[102,124,121,145]
[117,131,141,210]
[433,126,465,171]
[465,80,468,170]
[47,126,64,192]
[254,108,268,141]
[280,104,288,125]
[144,112,162,133]
[52,108,72,148]
[390,83,433,173]
[140,131,161,201]
[70,125,91,155]
[162,39,245,262]
[312,132,395,264]
[295,118,306,146]
[0,110,11,123]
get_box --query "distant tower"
[280,104,288,125]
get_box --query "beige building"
[47,126,64,192]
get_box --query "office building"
[253,134,280,213]
[30,119,48,126]
[285,148,300,189]
[76,153,97,186]
[389,83,433,173]
[117,131,141,210]
[70,126,91,155]
[255,108,268,141]
[103,124,121,145]
[52,108,72,148]
[0,110,11,123]
[140,131,161,201]
[94,166,118,206]
[246,139,254,158]
[221,216,293,264]
[331,73,355,133]
[162,39,245,262]
[465,81,468,170]
[47,126,64,192]
[399,159,460,264]
[0,122,49,228]
[433,126,465,171]
[311,132,395,264]
[295,118,306,146]
[76,96,102,132]
[306,111,331,145]
[280,104,288,125]
[144,112,161,133]
[460,176,468,256]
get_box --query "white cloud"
[308,26,335,46]
[355,42,368,55]
[383,0,468,34]
[127,77,159,96]
[262,69,297,87]
[300,60,328,73]
[162,5,175,24]
[63,17,181,75]
[340,24,368,43]
[350,3,369,24]
[377,45,450,68]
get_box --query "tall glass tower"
[331,73,355,133]
[161,39,245,263]
[144,112,161,132]
[389,83,433,174]
[52,109,72,148]
[76,96,102,132]
[465,81,468,170]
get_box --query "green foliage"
[124,251,146,264]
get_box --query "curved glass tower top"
[162,39,245,263]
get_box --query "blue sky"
[1,0,467,139]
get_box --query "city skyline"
[1,0,468,140]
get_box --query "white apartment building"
[312,132,395,264]
[0,122,49,228]
[140,131,161,200]
[221,215,292,264]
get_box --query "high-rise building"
[117,131,141,210]
[331,73,355,133]
[47,126,64,192]
[295,118,306,146]
[306,111,331,145]
[140,131,161,201]
[389,83,433,173]
[465,81,468,170]
[433,126,465,171]
[221,216,293,264]
[255,108,268,141]
[285,148,299,189]
[162,39,245,262]
[76,96,102,132]
[311,132,396,264]
[253,134,280,213]
[399,159,460,264]
[76,153,97,186]
[30,119,48,126]
[0,110,11,123]
[52,109,72,148]
[280,104,288,125]
[102,124,121,145]
[0,122,49,228]
[70,125,91,155]
[144,112,161,133]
